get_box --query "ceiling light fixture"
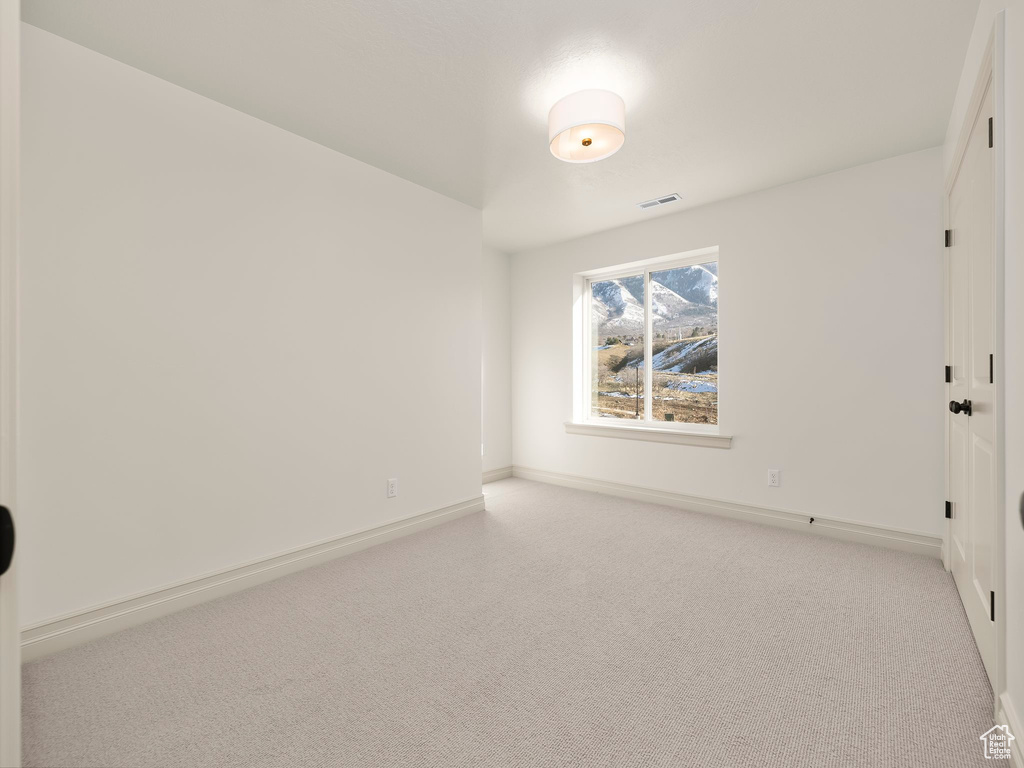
[548,89,625,163]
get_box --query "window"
[584,249,719,429]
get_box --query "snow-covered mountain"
[591,264,717,337]
[654,264,718,306]
[591,279,644,333]
[650,280,690,320]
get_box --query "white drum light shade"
[548,89,626,163]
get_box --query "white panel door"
[0,0,20,764]
[947,78,996,688]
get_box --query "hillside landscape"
[591,263,718,424]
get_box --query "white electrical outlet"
[768,470,780,487]
[387,478,398,498]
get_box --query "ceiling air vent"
[636,193,681,210]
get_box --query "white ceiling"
[23,0,979,253]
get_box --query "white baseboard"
[998,691,1024,768]
[511,466,942,559]
[21,495,485,661]
[482,466,513,484]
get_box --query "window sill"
[564,422,732,449]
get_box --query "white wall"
[945,0,1024,731]
[511,148,944,536]
[19,25,483,628]
[481,246,512,473]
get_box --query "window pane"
[590,275,644,420]
[649,262,718,424]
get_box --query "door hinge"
[945,365,951,383]
[944,229,952,247]
[945,500,952,519]
[990,591,995,622]
[990,354,994,384]
[989,117,994,148]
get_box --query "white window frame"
[569,246,731,449]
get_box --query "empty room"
[0,0,1022,765]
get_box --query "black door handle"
[0,506,12,576]
[949,399,972,416]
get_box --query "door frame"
[943,12,1006,714]
[0,0,19,764]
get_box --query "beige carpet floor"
[24,478,993,767]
